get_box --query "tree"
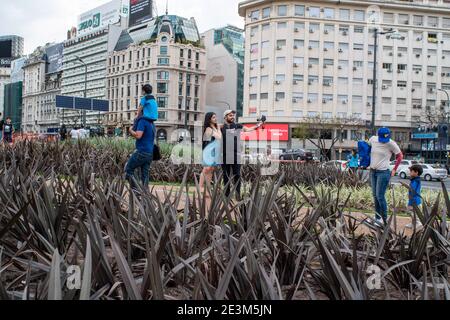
[292,116,364,161]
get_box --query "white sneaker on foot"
[374,216,385,227]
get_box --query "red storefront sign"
[241,124,289,141]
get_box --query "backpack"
[357,140,371,168]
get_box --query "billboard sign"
[56,95,109,112]
[129,0,153,27]
[241,124,290,142]
[77,0,122,36]
[0,39,12,67]
[45,43,64,74]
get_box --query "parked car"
[270,149,285,159]
[398,164,448,181]
[389,160,420,175]
[242,153,271,165]
[322,160,348,171]
[279,149,314,161]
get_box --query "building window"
[278,5,287,16]
[339,9,350,20]
[157,71,169,80]
[157,83,168,94]
[276,57,285,65]
[261,93,269,100]
[157,97,168,108]
[262,7,271,18]
[250,10,259,20]
[250,94,257,100]
[277,22,287,29]
[180,49,184,58]
[294,5,305,16]
[324,8,335,19]
[309,7,320,18]
[353,10,365,21]
[413,15,424,26]
[262,23,270,31]
[275,92,285,100]
[158,58,169,65]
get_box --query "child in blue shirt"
[138,84,158,122]
[406,164,423,229]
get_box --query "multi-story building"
[0,68,10,116]
[0,35,24,115]
[22,45,63,133]
[238,0,450,159]
[3,57,27,130]
[201,25,245,118]
[106,14,207,142]
[61,0,127,127]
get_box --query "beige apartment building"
[106,15,207,142]
[238,0,450,159]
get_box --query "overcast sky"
[0,0,244,54]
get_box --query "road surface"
[391,176,450,190]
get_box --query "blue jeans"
[125,150,153,190]
[370,169,391,221]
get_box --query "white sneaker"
[406,221,422,229]
[374,216,385,227]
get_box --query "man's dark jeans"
[222,164,242,199]
[370,169,391,222]
[125,150,153,191]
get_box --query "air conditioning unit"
[443,56,446,60]
[343,31,348,36]
[389,52,393,56]
[277,46,282,50]
[338,49,343,53]
[251,33,255,37]
[293,80,298,85]
[353,67,357,71]
[398,53,403,57]
[412,88,416,92]
[324,82,331,86]
[382,85,388,89]
[322,99,327,103]
[368,51,373,55]
[447,73,450,77]
[367,102,371,106]
[307,99,312,103]
[416,54,421,58]
[320,8,324,12]
[324,30,329,34]
[324,48,328,52]
[397,69,402,73]
[292,98,298,103]
[417,37,422,41]
[323,65,327,69]
[427,55,431,58]
[249,83,253,87]
[309,29,314,33]
[338,66,342,69]
[404,20,409,24]
[250,66,254,70]
[442,72,447,76]
[308,46,312,50]
[308,64,313,68]
[275,98,280,102]
[429,88,434,93]
[308,81,313,85]
[293,63,299,67]
[428,72,434,76]
[342,100,347,104]
[294,45,298,49]
[260,65,265,69]
[275,81,281,85]
[294,28,299,33]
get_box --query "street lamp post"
[371,28,396,134]
[75,55,88,127]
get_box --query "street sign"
[412,132,439,139]
[389,32,404,40]
[56,95,109,112]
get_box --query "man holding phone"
[221,110,263,200]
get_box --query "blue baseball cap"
[378,127,391,143]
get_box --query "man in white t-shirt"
[369,127,403,225]
[70,128,80,141]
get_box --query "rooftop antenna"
[165,0,168,15]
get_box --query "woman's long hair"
[203,112,218,134]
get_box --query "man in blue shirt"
[126,112,155,191]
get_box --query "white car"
[398,164,448,181]
[389,160,420,175]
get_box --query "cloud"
[0,0,244,54]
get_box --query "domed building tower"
[106,13,206,142]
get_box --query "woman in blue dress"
[199,112,222,197]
